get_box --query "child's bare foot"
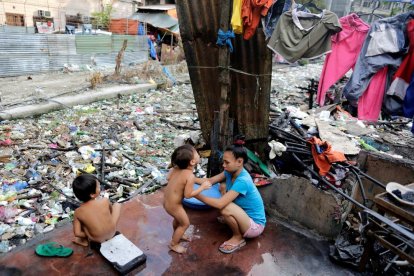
[169,243,186,254]
[73,237,89,247]
[180,234,191,242]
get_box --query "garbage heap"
[0,83,202,253]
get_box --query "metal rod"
[292,152,367,210]
[350,168,368,207]
[270,126,307,143]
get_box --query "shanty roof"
[130,12,179,34]
[137,4,176,11]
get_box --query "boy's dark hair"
[171,144,195,169]
[72,174,98,202]
[225,135,248,163]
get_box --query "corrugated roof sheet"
[130,12,178,29]
[176,0,271,143]
[137,4,176,11]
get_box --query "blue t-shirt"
[225,168,266,226]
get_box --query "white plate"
[386,182,414,207]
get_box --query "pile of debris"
[0,83,201,253]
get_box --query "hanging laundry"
[387,19,414,101]
[307,137,347,176]
[242,0,274,40]
[267,7,341,63]
[357,67,388,121]
[231,0,244,34]
[403,73,414,119]
[317,14,370,106]
[342,12,414,105]
[262,0,292,39]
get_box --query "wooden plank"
[374,192,414,225]
[218,0,232,149]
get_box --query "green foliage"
[92,4,113,30]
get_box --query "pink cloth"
[243,218,264,238]
[317,14,370,106]
[358,67,388,121]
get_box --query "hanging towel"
[242,0,273,40]
[231,0,244,34]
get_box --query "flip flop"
[219,239,246,254]
[35,242,73,257]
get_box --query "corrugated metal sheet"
[0,33,148,77]
[93,51,148,66]
[0,33,50,76]
[112,35,146,52]
[0,25,36,34]
[47,35,76,55]
[0,33,49,54]
[49,55,92,71]
[75,35,112,54]
[176,0,272,143]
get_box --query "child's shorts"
[243,218,264,238]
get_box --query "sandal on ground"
[219,239,246,254]
[35,242,73,257]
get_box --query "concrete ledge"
[0,83,157,120]
[354,150,414,207]
[259,176,347,239]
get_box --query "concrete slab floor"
[0,190,355,275]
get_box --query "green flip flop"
[35,242,73,257]
[246,148,271,177]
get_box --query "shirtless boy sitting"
[72,174,121,246]
[164,144,211,253]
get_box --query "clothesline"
[187,65,272,78]
[187,65,271,108]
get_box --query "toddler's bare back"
[75,198,116,242]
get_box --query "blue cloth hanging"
[147,38,157,60]
[216,29,235,53]
[162,67,176,85]
[138,23,145,35]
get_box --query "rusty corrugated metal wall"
[176,0,272,143]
